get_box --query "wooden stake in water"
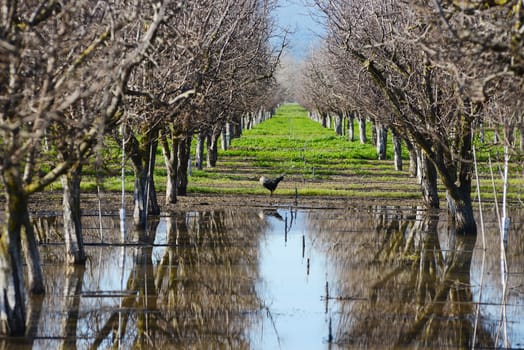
[120,123,127,241]
[325,281,329,314]
[306,258,310,275]
[284,214,288,243]
[97,185,103,243]
[500,145,509,348]
[472,146,486,250]
[302,235,305,258]
[501,145,510,251]
[472,146,487,349]
[328,317,333,343]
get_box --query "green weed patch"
[65,103,523,205]
[185,103,420,199]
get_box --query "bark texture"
[61,166,86,265]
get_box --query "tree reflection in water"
[4,206,524,349]
[305,206,523,349]
[20,210,268,349]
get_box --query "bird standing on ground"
[259,175,284,196]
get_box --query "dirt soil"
[27,190,419,215]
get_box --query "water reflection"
[2,206,524,349]
[306,206,524,349]
[253,207,335,349]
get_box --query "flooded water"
[3,204,524,349]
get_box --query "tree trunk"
[147,157,160,215]
[371,123,377,146]
[20,212,45,295]
[392,132,402,171]
[0,186,26,335]
[133,168,148,229]
[206,126,220,168]
[221,122,231,151]
[0,166,49,334]
[418,150,439,209]
[232,119,241,139]
[321,112,327,128]
[177,135,192,196]
[478,119,485,144]
[493,123,499,144]
[132,164,160,228]
[405,139,418,177]
[437,119,477,235]
[61,165,86,265]
[347,112,355,142]
[0,242,25,336]
[359,116,367,144]
[160,129,177,205]
[129,129,160,229]
[195,130,205,170]
[446,189,476,235]
[1,168,45,296]
[504,120,516,147]
[376,123,387,160]
[334,113,343,135]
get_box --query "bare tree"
[158,0,280,199]
[97,0,281,230]
[418,1,524,153]
[311,0,484,233]
[0,0,171,334]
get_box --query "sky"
[272,0,325,60]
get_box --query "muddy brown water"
[3,203,524,349]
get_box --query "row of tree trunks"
[312,110,445,211]
[161,113,250,202]
[315,112,404,164]
[478,118,524,152]
[242,109,273,130]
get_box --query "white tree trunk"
[376,124,387,160]
[359,116,367,144]
[393,133,402,171]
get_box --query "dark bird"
[259,175,284,196]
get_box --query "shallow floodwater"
[4,205,524,349]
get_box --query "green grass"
[64,103,524,204]
[178,103,421,199]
